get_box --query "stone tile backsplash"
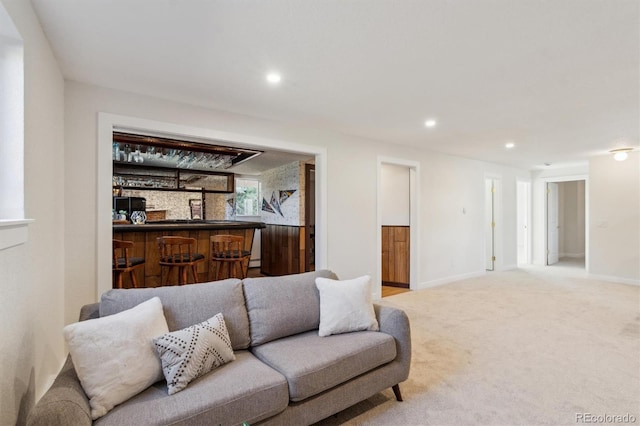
[122,189,227,220]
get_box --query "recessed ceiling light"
[610,148,632,161]
[424,119,437,128]
[266,72,282,84]
[505,142,515,149]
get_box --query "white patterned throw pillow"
[153,313,235,395]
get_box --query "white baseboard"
[560,252,585,258]
[500,264,518,271]
[416,270,486,290]
[588,273,640,286]
[249,259,261,268]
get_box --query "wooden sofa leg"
[392,384,403,401]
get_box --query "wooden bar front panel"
[113,228,256,288]
[260,224,302,276]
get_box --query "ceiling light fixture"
[505,142,515,149]
[424,119,437,128]
[610,148,632,161]
[266,72,282,84]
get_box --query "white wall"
[420,155,526,286]
[0,0,65,423]
[589,153,640,282]
[64,81,418,322]
[381,163,410,226]
[63,81,528,320]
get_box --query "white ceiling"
[31,0,639,171]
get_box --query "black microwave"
[113,197,146,216]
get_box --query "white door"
[517,181,530,265]
[547,182,559,265]
[485,179,495,271]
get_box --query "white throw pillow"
[315,275,379,337]
[153,313,236,395]
[63,297,169,420]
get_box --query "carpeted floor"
[317,262,640,425]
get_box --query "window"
[0,5,24,220]
[235,178,260,216]
[0,4,30,250]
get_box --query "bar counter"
[113,220,265,288]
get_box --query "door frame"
[547,182,560,265]
[484,174,502,271]
[376,156,420,297]
[485,178,495,271]
[304,163,315,272]
[540,175,589,271]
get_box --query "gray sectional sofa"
[28,270,411,426]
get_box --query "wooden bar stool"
[157,236,205,285]
[112,239,145,289]
[210,234,252,280]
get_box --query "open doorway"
[377,157,419,298]
[546,179,586,269]
[380,164,411,293]
[97,113,328,297]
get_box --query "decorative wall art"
[261,189,297,218]
[280,190,296,205]
[260,161,302,226]
[261,198,275,214]
[270,191,283,216]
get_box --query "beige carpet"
[318,263,640,425]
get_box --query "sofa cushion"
[93,351,288,426]
[243,270,338,346]
[100,279,251,350]
[251,330,397,402]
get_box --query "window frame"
[234,177,261,217]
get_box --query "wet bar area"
[113,220,265,288]
[111,131,316,289]
[111,132,265,288]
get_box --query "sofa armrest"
[27,303,98,425]
[79,302,100,321]
[27,356,91,426]
[374,304,411,381]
